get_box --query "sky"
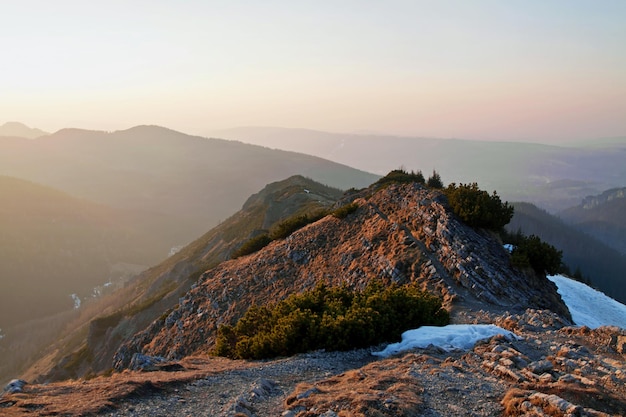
[1,0,625,142]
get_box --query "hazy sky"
[1,0,625,142]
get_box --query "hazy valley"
[212,126,626,212]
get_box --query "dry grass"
[0,356,254,417]
[285,356,423,417]
[502,383,626,417]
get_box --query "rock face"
[581,187,626,210]
[114,183,570,369]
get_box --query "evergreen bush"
[426,170,444,188]
[445,183,514,230]
[213,281,449,359]
[512,234,562,275]
[231,234,272,259]
[375,169,426,187]
[332,202,359,219]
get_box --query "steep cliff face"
[581,187,626,210]
[114,183,569,369]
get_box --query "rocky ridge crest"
[114,182,569,368]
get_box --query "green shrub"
[212,281,449,360]
[332,202,359,219]
[269,210,328,240]
[509,234,562,276]
[232,233,272,259]
[375,169,426,187]
[445,183,514,230]
[231,210,330,259]
[426,170,444,188]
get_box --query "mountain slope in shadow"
[507,201,626,304]
[0,125,379,247]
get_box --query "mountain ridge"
[4,176,626,417]
[211,126,626,212]
[0,124,378,227]
[112,181,569,369]
[0,122,48,139]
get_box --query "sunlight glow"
[1,0,625,141]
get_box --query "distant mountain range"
[0,125,377,337]
[210,126,626,212]
[0,126,377,242]
[0,122,48,139]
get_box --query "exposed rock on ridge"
[581,187,626,210]
[114,183,570,369]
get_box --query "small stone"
[3,379,27,394]
[539,373,554,383]
[558,374,577,384]
[528,359,553,374]
[296,387,321,400]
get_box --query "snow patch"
[548,274,626,329]
[372,324,518,357]
[70,293,81,309]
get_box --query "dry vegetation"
[285,357,423,417]
[1,356,254,417]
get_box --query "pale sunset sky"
[1,0,625,142]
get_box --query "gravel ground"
[4,309,625,417]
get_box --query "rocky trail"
[3,308,625,416]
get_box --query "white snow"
[372,324,518,357]
[70,293,81,309]
[548,274,626,329]
[372,274,626,358]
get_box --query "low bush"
[446,183,514,230]
[232,233,272,259]
[232,210,331,259]
[374,169,426,187]
[505,232,563,276]
[332,202,359,219]
[426,170,444,189]
[270,210,328,240]
[213,281,449,359]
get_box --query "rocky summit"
[2,180,625,417]
[113,182,569,367]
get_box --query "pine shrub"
[445,182,514,230]
[508,233,562,276]
[213,281,449,359]
[375,169,426,187]
[332,202,359,219]
[231,234,272,259]
[426,170,444,188]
